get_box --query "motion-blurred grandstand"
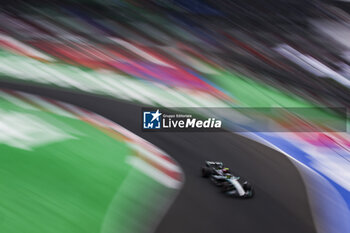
[0,0,349,110]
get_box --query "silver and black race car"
[201,161,254,198]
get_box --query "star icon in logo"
[150,109,161,122]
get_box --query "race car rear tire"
[201,167,212,178]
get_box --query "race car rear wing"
[205,161,224,168]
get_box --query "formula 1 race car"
[201,161,254,198]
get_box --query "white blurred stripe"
[162,47,219,74]
[97,75,132,100]
[0,61,23,76]
[102,77,153,104]
[126,156,181,189]
[39,65,81,88]
[127,142,181,172]
[0,91,38,111]
[167,87,201,107]
[109,37,174,68]
[14,92,77,118]
[119,79,159,105]
[0,33,55,61]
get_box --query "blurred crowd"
[0,0,349,109]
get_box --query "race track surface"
[0,81,317,233]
